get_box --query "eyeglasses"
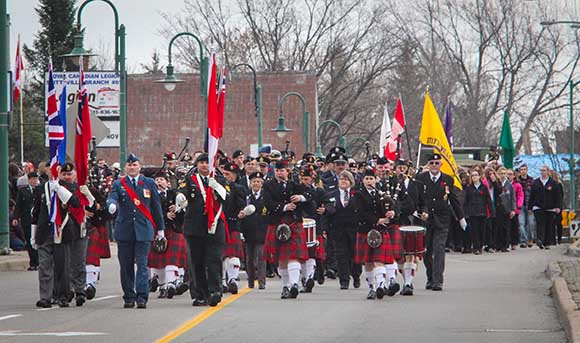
[428,161,441,165]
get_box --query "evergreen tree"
[14,0,77,162]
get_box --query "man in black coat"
[414,153,465,291]
[528,165,562,249]
[14,172,40,270]
[176,153,228,307]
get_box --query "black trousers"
[21,221,38,267]
[495,212,511,250]
[424,215,450,285]
[534,210,556,246]
[510,216,520,245]
[185,231,224,300]
[467,216,486,251]
[53,242,70,302]
[330,227,361,284]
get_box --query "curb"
[552,277,580,343]
[567,240,580,257]
[546,261,563,280]
[0,255,30,272]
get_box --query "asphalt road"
[0,244,568,343]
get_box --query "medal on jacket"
[444,185,450,201]
[134,198,141,206]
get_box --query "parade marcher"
[176,153,229,307]
[298,165,328,293]
[163,151,180,190]
[463,169,492,256]
[353,168,396,300]
[240,172,268,289]
[232,150,246,180]
[14,171,40,270]
[107,154,165,309]
[325,170,362,289]
[221,162,246,294]
[528,165,562,249]
[238,156,257,195]
[415,154,466,291]
[495,167,516,252]
[263,160,312,299]
[147,173,188,299]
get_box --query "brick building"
[99,71,318,166]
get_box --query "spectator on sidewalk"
[496,167,516,252]
[517,164,535,248]
[9,200,26,251]
[550,170,565,245]
[13,171,40,270]
[529,165,562,249]
[507,169,524,250]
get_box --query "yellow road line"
[153,287,252,343]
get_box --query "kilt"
[387,225,402,260]
[222,231,245,259]
[264,221,309,264]
[354,231,394,265]
[86,224,111,266]
[307,234,326,261]
[147,230,188,269]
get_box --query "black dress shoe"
[167,285,177,299]
[124,301,135,308]
[66,291,74,303]
[258,284,266,290]
[305,278,315,293]
[208,292,222,307]
[340,283,349,290]
[85,284,96,300]
[317,273,325,285]
[136,302,147,309]
[353,278,361,289]
[158,288,168,299]
[289,284,299,298]
[376,286,385,299]
[432,284,443,291]
[426,282,433,290]
[545,246,551,250]
[192,298,208,307]
[27,266,38,271]
[248,282,255,289]
[267,272,276,278]
[387,281,400,296]
[367,289,376,300]
[228,280,239,295]
[221,284,229,293]
[75,295,86,307]
[325,269,337,279]
[36,299,52,308]
[538,244,545,249]
[401,284,414,296]
[57,299,69,308]
[176,282,189,296]
[281,287,290,299]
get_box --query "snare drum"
[303,218,319,248]
[399,226,426,255]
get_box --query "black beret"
[363,168,376,178]
[304,156,316,164]
[244,156,256,164]
[164,151,177,161]
[274,160,288,170]
[27,171,39,178]
[358,161,368,168]
[300,165,315,177]
[126,153,139,164]
[394,159,406,168]
[302,152,314,160]
[428,153,442,161]
[349,162,357,168]
[376,157,388,165]
[154,171,168,180]
[249,171,265,180]
[195,153,209,163]
[61,162,75,172]
[316,156,326,163]
[222,162,238,173]
[233,150,244,159]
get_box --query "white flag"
[379,101,391,157]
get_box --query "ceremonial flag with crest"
[74,56,92,187]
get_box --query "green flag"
[499,110,514,168]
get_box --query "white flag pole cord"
[19,94,24,165]
[416,143,422,170]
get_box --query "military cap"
[249,171,265,180]
[27,171,39,178]
[154,171,168,180]
[300,165,315,177]
[428,153,442,161]
[362,168,376,178]
[302,152,314,160]
[244,156,256,164]
[316,156,326,163]
[329,146,346,155]
[233,150,244,159]
[334,154,348,163]
[256,156,270,165]
[258,145,272,154]
[164,151,177,161]
[61,162,75,172]
[358,161,368,169]
[303,155,316,164]
[371,153,380,160]
[271,150,282,159]
[222,162,238,173]
[274,160,288,170]
[195,153,209,163]
[181,152,193,162]
[394,158,406,168]
[376,157,388,165]
[126,153,140,164]
[349,162,358,169]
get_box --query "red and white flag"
[385,97,406,160]
[74,56,92,189]
[13,35,24,103]
[379,101,391,158]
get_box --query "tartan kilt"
[222,231,245,259]
[264,221,309,264]
[387,225,402,260]
[86,224,111,266]
[147,230,188,269]
[308,234,326,261]
[354,231,394,265]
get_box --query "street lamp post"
[273,92,310,152]
[231,63,263,148]
[0,0,10,254]
[62,0,127,163]
[315,119,345,157]
[156,32,209,133]
[541,20,580,211]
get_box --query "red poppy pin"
[138,180,144,186]
[479,190,484,195]
[440,181,446,187]
[350,189,356,197]
[547,186,552,191]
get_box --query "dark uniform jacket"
[321,171,339,192]
[86,185,112,229]
[302,184,329,233]
[159,188,178,232]
[14,185,35,229]
[224,181,246,232]
[415,171,464,229]
[263,178,312,225]
[352,186,397,233]
[325,188,358,231]
[240,190,268,243]
[463,183,492,218]
[528,177,562,211]
[31,181,82,245]
[178,173,228,237]
[393,177,420,224]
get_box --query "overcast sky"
[8,0,186,73]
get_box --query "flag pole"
[416,143,422,169]
[19,93,23,164]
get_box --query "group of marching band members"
[29,143,473,308]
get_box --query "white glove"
[79,185,95,207]
[108,203,117,214]
[459,218,467,231]
[175,193,188,212]
[157,230,165,239]
[208,177,226,200]
[243,204,256,216]
[49,180,60,191]
[54,184,73,204]
[30,225,38,250]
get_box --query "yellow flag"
[419,92,462,190]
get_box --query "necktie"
[254,192,259,200]
[162,191,167,198]
[432,176,437,183]
[132,178,137,189]
[203,176,208,186]
[343,191,349,206]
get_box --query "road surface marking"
[90,295,120,302]
[0,314,22,322]
[485,328,561,333]
[153,287,252,343]
[0,331,107,336]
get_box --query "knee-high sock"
[301,262,307,280]
[227,257,241,282]
[165,265,179,285]
[403,262,417,286]
[287,261,301,286]
[374,266,387,289]
[279,268,290,288]
[366,270,374,289]
[150,267,166,285]
[305,259,316,279]
[222,257,230,284]
[86,265,100,286]
[386,263,397,282]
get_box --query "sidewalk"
[0,250,31,271]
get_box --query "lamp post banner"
[44,71,118,147]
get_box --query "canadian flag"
[13,35,24,103]
[384,97,406,160]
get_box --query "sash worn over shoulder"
[191,174,230,242]
[120,177,157,229]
